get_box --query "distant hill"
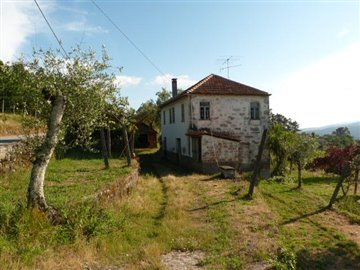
[303,121,360,139]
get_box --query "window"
[169,107,175,124]
[163,111,166,125]
[250,102,260,120]
[200,102,210,120]
[181,104,185,122]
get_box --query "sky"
[1,0,359,128]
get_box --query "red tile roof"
[187,74,269,96]
[160,74,270,108]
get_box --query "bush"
[273,248,297,270]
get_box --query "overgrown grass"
[0,154,133,269]
[0,113,23,136]
[1,149,360,269]
[337,195,360,224]
[260,172,360,269]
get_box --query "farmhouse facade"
[160,74,270,176]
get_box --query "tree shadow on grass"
[187,199,237,212]
[297,241,360,270]
[137,149,196,178]
[281,207,328,225]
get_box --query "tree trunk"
[130,132,135,155]
[354,170,359,195]
[100,128,109,169]
[122,126,132,166]
[328,173,348,208]
[297,161,302,188]
[248,128,267,198]
[106,128,112,158]
[27,95,65,210]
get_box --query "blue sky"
[1,0,359,128]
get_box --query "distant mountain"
[302,121,360,139]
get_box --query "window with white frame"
[200,102,210,120]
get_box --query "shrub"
[273,248,297,270]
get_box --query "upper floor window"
[169,108,172,124]
[172,107,175,123]
[250,102,260,120]
[200,102,210,120]
[163,111,166,125]
[181,104,185,122]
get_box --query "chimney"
[172,78,177,97]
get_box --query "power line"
[33,0,69,58]
[90,0,165,76]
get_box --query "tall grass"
[0,154,132,268]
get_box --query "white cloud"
[271,42,360,128]
[63,17,108,34]
[151,74,197,90]
[0,1,53,62]
[115,75,143,87]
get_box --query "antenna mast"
[218,56,242,79]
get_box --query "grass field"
[0,149,360,269]
[0,113,24,136]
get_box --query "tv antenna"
[218,56,242,79]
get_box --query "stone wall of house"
[190,94,270,171]
[201,135,239,163]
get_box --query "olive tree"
[290,133,319,188]
[24,47,119,214]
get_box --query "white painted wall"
[161,96,192,156]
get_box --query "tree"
[0,61,42,115]
[136,100,158,128]
[350,154,360,194]
[290,133,319,188]
[311,144,360,207]
[270,111,299,132]
[136,88,171,132]
[155,87,171,107]
[248,128,268,198]
[24,47,119,214]
[322,127,354,148]
[268,124,297,176]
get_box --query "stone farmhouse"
[160,74,270,176]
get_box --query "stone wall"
[201,135,239,163]
[190,94,270,175]
[96,164,139,201]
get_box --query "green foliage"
[268,124,297,176]
[270,112,299,132]
[0,154,131,266]
[273,248,297,270]
[21,46,126,150]
[0,61,43,115]
[337,195,360,224]
[321,127,354,149]
[135,87,171,131]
